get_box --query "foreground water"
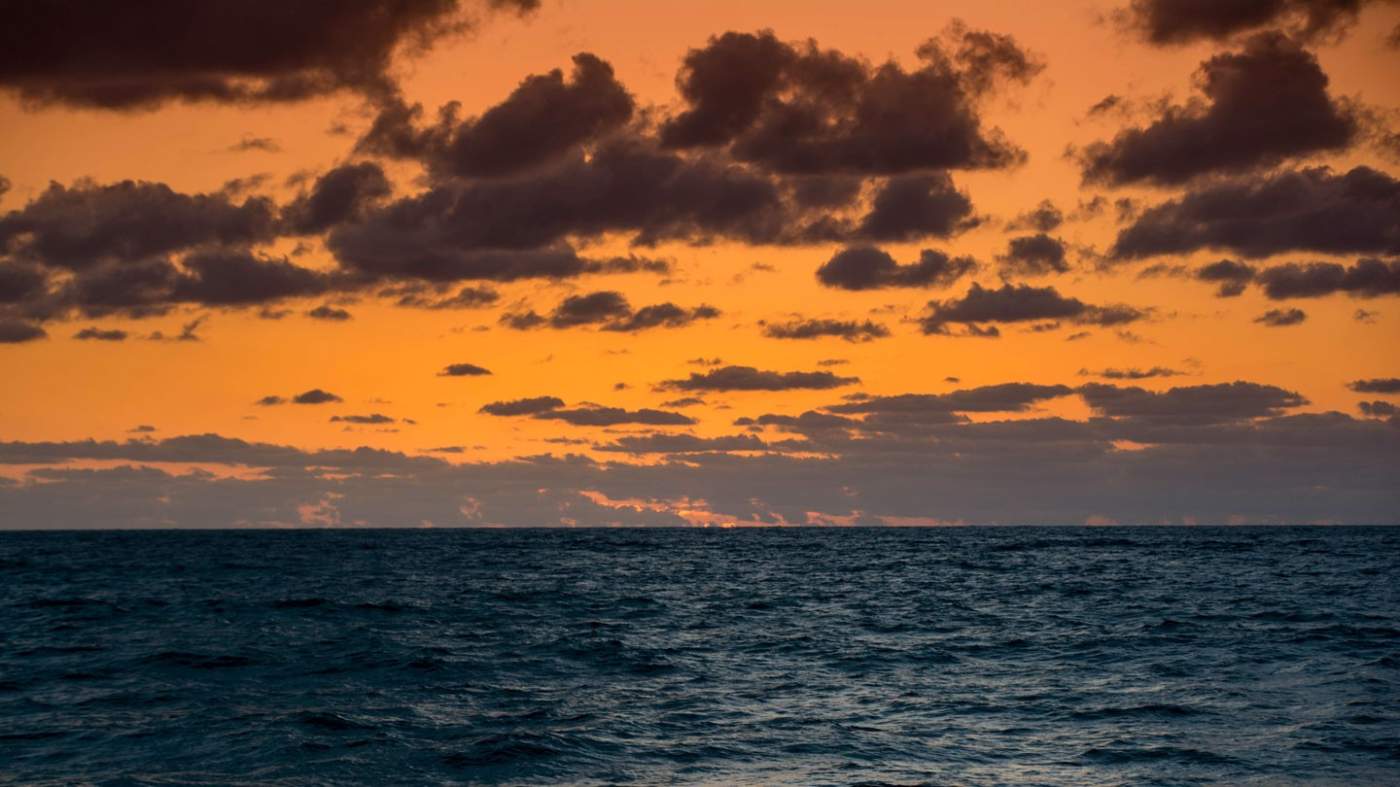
[1,527,1398,785]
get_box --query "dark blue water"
[2,528,1398,785]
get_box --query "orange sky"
[0,0,1397,526]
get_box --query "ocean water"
[1,527,1398,786]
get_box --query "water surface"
[2,527,1398,784]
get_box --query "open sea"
[1,527,1398,786]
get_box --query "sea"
[1,527,1398,786]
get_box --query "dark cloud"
[128,425,157,434]
[255,395,286,406]
[1111,166,1400,260]
[816,246,977,290]
[1080,366,1183,380]
[1359,400,1398,417]
[1009,199,1063,232]
[787,175,863,209]
[660,397,706,408]
[998,233,1070,275]
[920,283,1146,336]
[0,180,277,269]
[146,316,204,343]
[0,319,45,343]
[331,413,396,425]
[1257,258,1400,299]
[547,291,629,327]
[503,291,719,332]
[229,137,280,153]
[175,250,332,307]
[479,396,565,416]
[1255,307,1308,326]
[659,26,1041,175]
[439,363,492,377]
[280,162,392,235]
[1080,33,1358,186]
[0,262,47,305]
[1117,0,1378,45]
[605,303,720,332]
[660,365,860,392]
[534,406,695,427]
[831,383,1073,416]
[306,305,352,321]
[0,0,539,110]
[73,327,127,341]
[855,173,976,241]
[358,53,635,178]
[762,318,890,342]
[1196,259,1256,297]
[599,433,772,454]
[292,389,342,405]
[1349,378,1400,394]
[1079,381,1306,424]
[327,137,804,280]
[387,283,501,309]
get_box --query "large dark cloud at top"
[0,0,540,110]
[658,27,1042,175]
[1080,33,1358,186]
[1117,0,1382,45]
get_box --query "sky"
[1,0,1398,528]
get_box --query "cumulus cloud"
[854,173,977,241]
[1359,400,1398,418]
[659,26,1042,174]
[830,383,1073,417]
[1080,33,1358,186]
[280,162,392,235]
[387,283,501,310]
[998,233,1070,275]
[502,291,719,332]
[306,305,352,321]
[327,136,812,280]
[1255,307,1307,326]
[0,180,278,269]
[358,53,635,178]
[762,318,890,342]
[73,327,128,341]
[1079,367,1182,380]
[1349,378,1400,394]
[1009,199,1064,232]
[533,406,695,427]
[292,389,342,405]
[816,246,977,290]
[331,413,396,425]
[478,395,692,426]
[0,319,45,343]
[1079,381,1306,424]
[660,365,860,392]
[919,283,1146,336]
[1257,259,1400,299]
[0,0,540,110]
[439,363,492,377]
[479,396,565,416]
[1112,166,1400,260]
[1196,259,1256,297]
